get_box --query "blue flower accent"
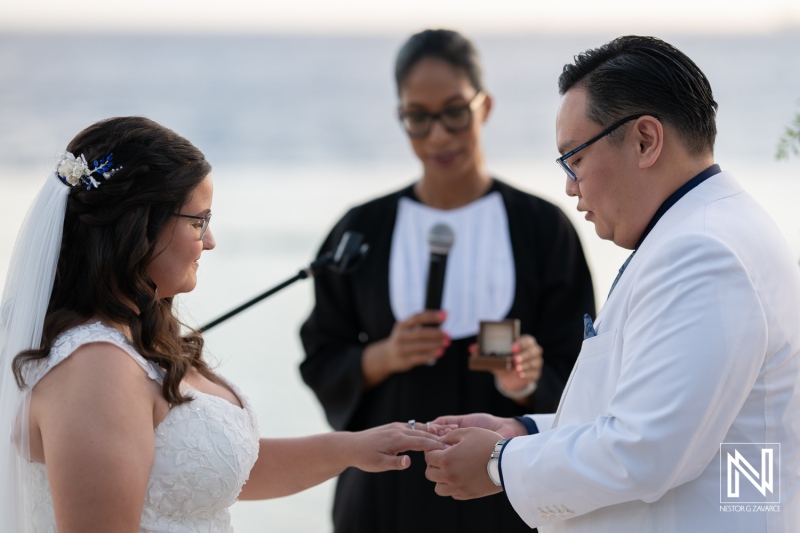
[55,150,122,190]
[92,153,114,175]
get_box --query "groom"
[424,35,800,532]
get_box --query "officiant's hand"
[487,334,542,399]
[348,422,446,472]
[362,310,449,388]
[425,427,504,499]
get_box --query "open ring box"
[468,319,519,371]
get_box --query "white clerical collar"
[389,191,515,340]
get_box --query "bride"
[0,116,443,532]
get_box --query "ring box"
[468,319,519,371]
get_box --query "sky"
[2,0,800,35]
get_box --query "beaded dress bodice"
[24,323,260,532]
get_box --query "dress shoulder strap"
[28,322,163,387]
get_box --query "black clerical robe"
[300,178,595,533]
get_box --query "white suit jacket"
[502,171,800,532]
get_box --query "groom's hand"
[429,413,526,438]
[424,427,504,500]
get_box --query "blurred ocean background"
[1,31,799,532]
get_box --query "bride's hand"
[343,422,447,472]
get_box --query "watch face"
[487,459,501,486]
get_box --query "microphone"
[330,231,369,274]
[424,223,455,312]
[308,231,369,275]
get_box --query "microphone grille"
[428,223,455,255]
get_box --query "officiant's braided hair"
[558,35,718,156]
[13,116,214,406]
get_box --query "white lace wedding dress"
[23,323,260,532]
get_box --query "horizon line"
[1,24,799,38]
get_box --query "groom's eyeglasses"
[556,113,660,181]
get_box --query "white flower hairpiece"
[56,151,122,189]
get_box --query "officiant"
[299,28,595,533]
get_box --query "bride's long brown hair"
[13,116,213,405]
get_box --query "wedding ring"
[408,419,416,430]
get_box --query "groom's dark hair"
[559,35,718,156]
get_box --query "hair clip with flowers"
[56,151,123,190]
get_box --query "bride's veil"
[0,173,69,532]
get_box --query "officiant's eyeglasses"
[175,212,212,240]
[398,91,487,138]
[556,113,660,181]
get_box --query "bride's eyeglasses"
[398,91,486,138]
[174,212,212,240]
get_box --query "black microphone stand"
[198,258,325,333]
[198,231,367,333]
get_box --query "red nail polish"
[512,344,520,354]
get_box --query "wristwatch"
[487,438,510,487]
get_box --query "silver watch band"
[487,438,510,486]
